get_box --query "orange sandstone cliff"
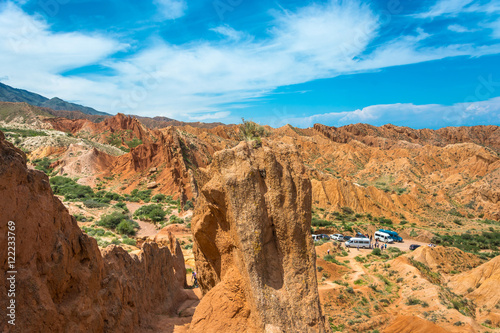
[0,130,187,332]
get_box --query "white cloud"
[277,97,500,128]
[489,19,500,39]
[416,0,474,18]
[154,0,187,20]
[0,2,125,105]
[448,24,475,33]
[188,111,231,121]
[210,25,247,41]
[417,0,500,18]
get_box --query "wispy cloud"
[416,0,474,18]
[210,25,247,41]
[154,0,187,20]
[448,24,476,33]
[489,19,500,39]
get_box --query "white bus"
[345,238,371,249]
[374,231,394,243]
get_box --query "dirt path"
[136,219,159,237]
[125,202,160,237]
[316,238,430,296]
[150,289,202,333]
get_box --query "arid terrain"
[1,101,499,332]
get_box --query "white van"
[312,235,319,241]
[374,231,394,243]
[345,238,371,249]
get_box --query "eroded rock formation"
[0,131,187,332]
[190,141,328,332]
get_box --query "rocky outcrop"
[314,123,500,152]
[0,131,187,332]
[190,141,328,332]
[449,255,500,309]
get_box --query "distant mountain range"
[0,82,109,116]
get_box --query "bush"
[406,297,421,305]
[152,194,166,203]
[122,238,137,246]
[341,206,354,215]
[127,189,152,202]
[113,202,129,212]
[239,118,268,142]
[312,217,333,227]
[169,215,184,224]
[184,200,194,211]
[133,204,166,222]
[83,199,107,209]
[116,220,138,236]
[379,218,393,225]
[98,212,129,229]
[33,157,53,175]
[50,176,94,201]
[372,248,381,256]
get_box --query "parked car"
[343,236,352,241]
[330,234,344,241]
[312,234,329,241]
[409,244,421,251]
[355,232,368,239]
[345,238,371,249]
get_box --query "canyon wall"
[0,131,187,332]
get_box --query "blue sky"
[0,0,500,128]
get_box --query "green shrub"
[406,297,421,305]
[239,118,268,142]
[169,215,184,224]
[184,200,194,211]
[130,189,153,202]
[122,238,137,246]
[32,157,53,175]
[83,199,107,209]
[133,204,166,222]
[355,255,367,263]
[372,248,381,256]
[125,137,142,149]
[50,176,94,201]
[379,218,393,225]
[341,206,354,215]
[312,217,333,227]
[116,220,138,236]
[98,212,129,229]
[152,194,166,203]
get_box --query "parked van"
[374,231,394,243]
[345,238,371,249]
[312,235,320,241]
[379,229,403,242]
